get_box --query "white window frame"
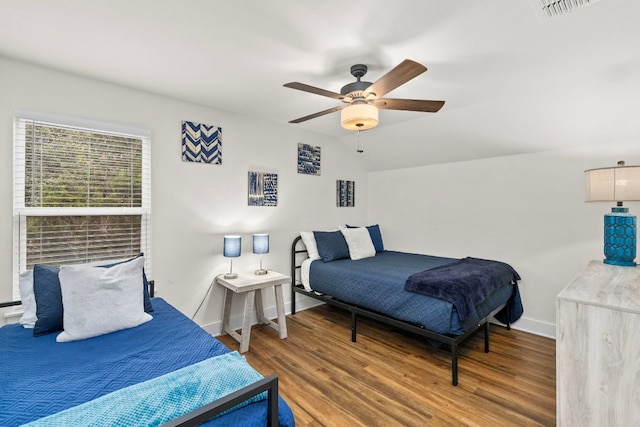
[12,111,152,300]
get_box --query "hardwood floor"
[217,304,556,427]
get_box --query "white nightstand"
[216,270,290,353]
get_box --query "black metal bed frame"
[1,279,280,427]
[162,374,279,427]
[290,235,512,386]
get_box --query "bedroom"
[0,0,639,426]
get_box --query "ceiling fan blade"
[363,59,427,98]
[288,105,346,124]
[376,98,445,113]
[284,82,348,101]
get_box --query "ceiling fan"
[284,59,445,131]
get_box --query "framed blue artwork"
[297,142,321,175]
[182,120,222,164]
[248,171,278,206]
[337,180,355,207]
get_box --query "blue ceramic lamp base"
[603,206,637,267]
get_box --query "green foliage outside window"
[21,122,145,268]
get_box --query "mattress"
[0,298,295,427]
[309,251,516,335]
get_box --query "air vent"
[534,0,601,19]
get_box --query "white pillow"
[300,231,321,260]
[301,258,313,292]
[340,227,376,260]
[56,256,152,342]
[17,255,145,330]
[19,270,36,328]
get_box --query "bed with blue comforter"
[309,251,521,336]
[291,234,522,386]
[0,298,296,426]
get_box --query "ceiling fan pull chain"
[356,129,364,153]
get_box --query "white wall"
[0,57,368,329]
[369,144,640,338]
[4,57,638,338]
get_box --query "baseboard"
[500,315,556,339]
[289,294,326,313]
[200,320,221,337]
[201,294,325,337]
[201,298,557,340]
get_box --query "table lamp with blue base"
[585,161,640,267]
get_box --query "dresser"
[556,260,640,426]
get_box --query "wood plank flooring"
[217,304,556,427]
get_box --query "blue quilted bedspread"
[310,251,520,335]
[23,352,266,426]
[0,298,295,427]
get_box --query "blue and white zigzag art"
[181,120,222,164]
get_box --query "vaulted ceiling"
[0,0,638,171]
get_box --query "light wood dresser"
[556,260,640,426]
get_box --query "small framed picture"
[248,171,278,206]
[181,120,222,164]
[297,143,321,175]
[337,180,355,207]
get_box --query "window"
[13,112,151,300]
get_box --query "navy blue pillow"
[33,264,63,337]
[32,255,154,337]
[347,224,385,252]
[313,230,350,262]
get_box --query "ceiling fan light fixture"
[285,59,442,127]
[341,104,378,131]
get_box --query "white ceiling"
[0,0,638,171]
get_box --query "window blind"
[13,114,151,300]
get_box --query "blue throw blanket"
[24,351,266,427]
[404,257,521,321]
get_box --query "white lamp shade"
[585,165,640,202]
[223,235,241,257]
[341,104,378,131]
[253,234,269,254]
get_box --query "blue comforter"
[0,298,295,427]
[309,251,521,335]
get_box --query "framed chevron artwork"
[181,120,222,164]
[336,180,355,207]
[297,142,321,175]
[248,171,278,207]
